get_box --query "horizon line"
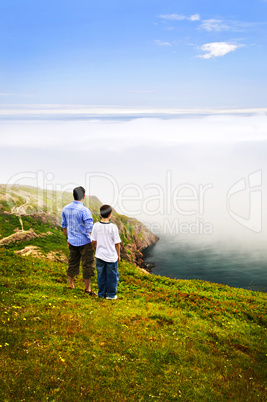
[0,105,266,117]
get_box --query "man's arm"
[61,211,69,244]
[62,227,68,239]
[62,227,69,245]
[115,243,120,262]
[83,210,94,238]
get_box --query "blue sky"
[1,1,267,244]
[0,0,267,107]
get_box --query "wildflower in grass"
[4,343,9,346]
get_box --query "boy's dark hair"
[73,186,86,201]
[100,204,112,218]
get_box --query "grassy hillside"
[0,248,266,401]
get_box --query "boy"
[91,205,121,300]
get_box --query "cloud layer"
[1,113,267,243]
[1,113,267,151]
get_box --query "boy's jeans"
[96,258,119,298]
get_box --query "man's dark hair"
[73,186,86,201]
[100,204,112,218]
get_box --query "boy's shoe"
[106,295,117,300]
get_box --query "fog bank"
[1,112,267,247]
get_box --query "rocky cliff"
[111,214,159,268]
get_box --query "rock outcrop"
[0,229,38,246]
[0,229,54,246]
[15,246,68,263]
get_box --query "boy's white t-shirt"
[91,221,121,262]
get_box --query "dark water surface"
[143,236,267,293]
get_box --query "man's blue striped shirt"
[61,201,93,247]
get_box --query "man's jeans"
[96,258,119,298]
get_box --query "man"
[61,186,96,295]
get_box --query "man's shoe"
[106,295,117,300]
[85,289,97,296]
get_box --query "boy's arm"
[92,240,97,250]
[115,243,120,262]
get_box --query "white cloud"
[159,14,200,22]
[199,18,264,32]
[159,14,186,21]
[199,19,230,32]
[154,40,172,47]
[198,42,243,59]
[189,14,200,21]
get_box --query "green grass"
[0,214,22,238]
[0,214,68,256]
[0,248,266,401]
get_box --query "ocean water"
[143,236,267,293]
